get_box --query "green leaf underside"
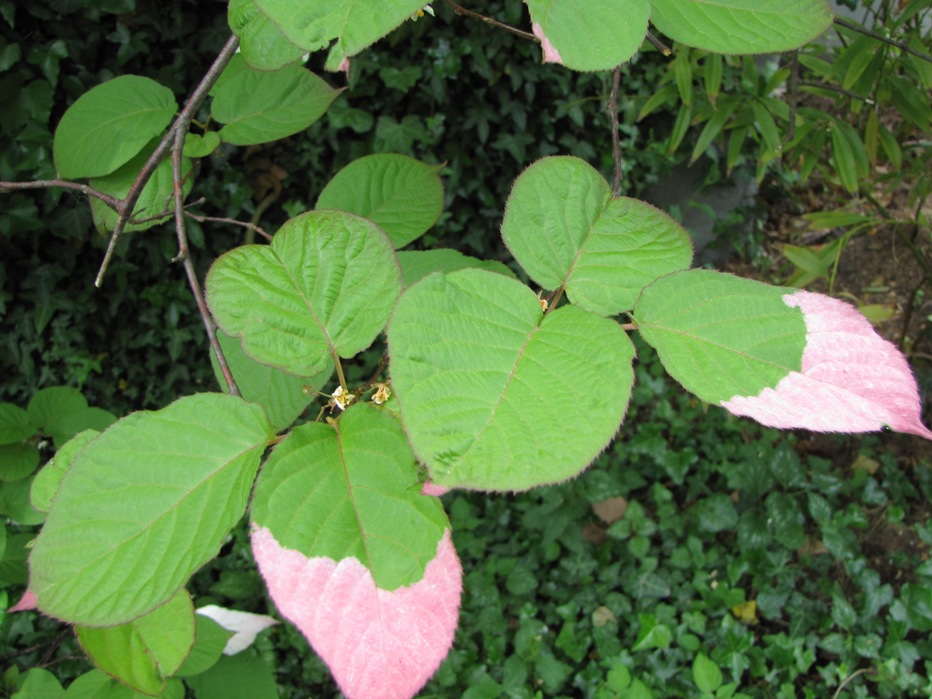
[228,0,305,72]
[174,615,231,677]
[76,590,195,695]
[526,0,650,71]
[396,249,517,288]
[29,394,272,626]
[251,403,448,590]
[206,210,401,377]
[90,142,193,233]
[316,154,444,249]
[212,331,333,432]
[650,0,833,54]
[53,75,177,179]
[502,157,692,316]
[211,54,340,146]
[252,0,426,57]
[388,269,635,492]
[31,429,100,513]
[633,269,807,404]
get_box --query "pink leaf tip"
[251,527,462,699]
[421,481,449,497]
[531,23,564,65]
[722,290,932,439]
[9,590,37,612]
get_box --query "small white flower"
[331,386,355,411]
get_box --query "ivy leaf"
[29,394,273,626]
[206,210,401,377]
[316,154,444,249]
[634,270,932,439]
[250,403,461,699]
[388,268,635,491]
[252,0,426,59]
[211,55,340,146]
[75,590,195,695]
[228,0,305,72]
[526,0,650,71]
[53,75,177,179]
[502,156,692,316]
[650,0,833,54]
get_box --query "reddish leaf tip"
[9,590,37,612]
[531,23,564,65]
[722,291,932,439]
[251,527,462,699]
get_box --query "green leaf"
[228,0,305,72]
[89,142,194,233]
[526,0,650,71]
[206,210,401,376]
[692,653,723,693]
[0,478,45,525]
[12,669,65,698]
[27,387,87,435]
[396,249,517,288]
[388,268,635,491]
[50,408,117,450]
[502,157,692,316]
[316,154,444,249]
[182,132,221,158]
[211,54,340,146]
[31,429,99,513]
[211,331,332,432]
[783,244,831,279]
[252,403,449,589]
[183,653,277,699]
[0,403,36,444]
[29,393,272,626]
[831,122,860,193]
[174,615,232,677]
[632,615,672,651]
[633,269,806,404]
[53,75,177,179]
[75,590,195,695]
[0,442,39,482]
[650,0,833,54]
[251,0,425,58]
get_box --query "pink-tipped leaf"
[722,290,932,439]
[252,527,461,699]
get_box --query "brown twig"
[444,0,536,41]
[95,33,241,287]
[606,65,624,196]
[0,179,121,209]
[185,210,273,241]
[170,127,240,396]
[646,31,672,56]
[799,81,876,104]
[834,16,932,64]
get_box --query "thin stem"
[170,127,239,397]
[831,667,874,699]
[95,33,241,287]
[185,210,272,241]
[785,51,799,145]
[0,179,122,209]
[798,81,875,104]
[646,31,672,56]
[606,65,624,196]
[444,0,536,41]
[834,16,932,64]
[898,275,928,351]
[332,351,349,392]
